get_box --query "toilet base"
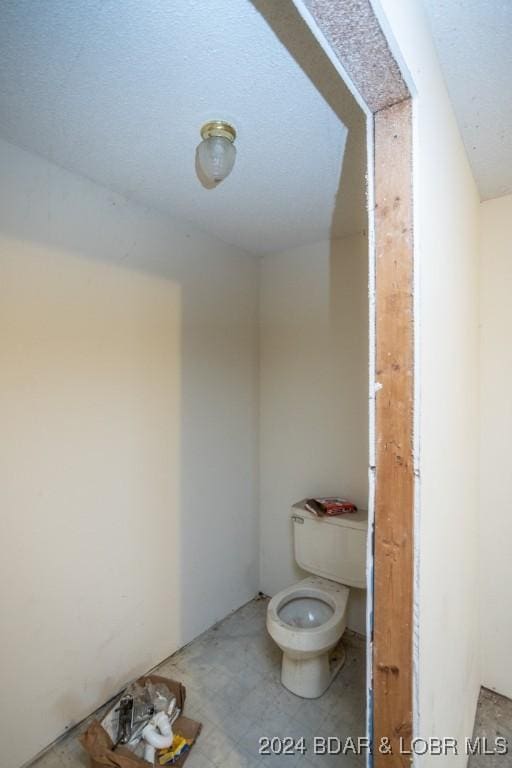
[281,641,346,699]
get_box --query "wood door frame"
[294,2,415,765]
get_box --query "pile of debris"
[80,675,201,768]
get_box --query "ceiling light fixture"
[197,121,237,186]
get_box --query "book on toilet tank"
[303,497,358,517]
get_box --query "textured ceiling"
[0,0,366,253]
[423,0,512,201]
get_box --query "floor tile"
[198,728,238,766]
[184,750,217,768]
[469,687,512,767]
[30,750,66,768]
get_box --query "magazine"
[304,497,357,517]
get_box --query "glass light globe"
[197,135,236,184]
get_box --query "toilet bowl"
[267,576,349,698]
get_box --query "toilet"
[266,501,367,698]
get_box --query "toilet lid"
[278,596,334,629]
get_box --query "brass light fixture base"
[200,120,236,143]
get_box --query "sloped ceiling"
[423,0,512,201]
[0,0,366,253]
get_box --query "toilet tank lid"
[291,500,368,531]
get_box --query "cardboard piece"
[80,675,202,768]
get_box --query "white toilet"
[266,501,367,698]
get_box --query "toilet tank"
[291,501,367,589]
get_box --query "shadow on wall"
[329,234,369,634]
[251,0,367,240]
[252,0,369,505]
[258,235,369,633]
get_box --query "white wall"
[374,0,481,759]
[0,138,259,768]
[479,194,512,699]
[259,236,368,635]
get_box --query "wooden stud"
[373,98,414,766]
